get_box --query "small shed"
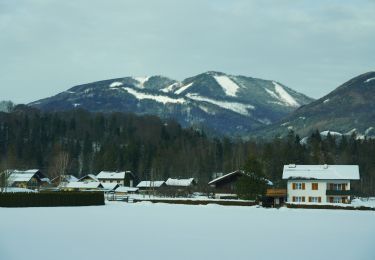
[263,189,287,207]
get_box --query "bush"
[0,191,105,207]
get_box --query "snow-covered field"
[1,202,374,260]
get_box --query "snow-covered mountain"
[29,71,313,136]
[255,72,375,138]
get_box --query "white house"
[96,171,135,187]
[282,164,360,204]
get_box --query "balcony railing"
[326,190,353,196]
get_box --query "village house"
[282,164,360,204]
[7,169,51,190]
[96,171,135,187]
[62,181,104,191]
[114,186,139,195]
[208,170,244,199]
[137,181,166,191]
[78,174,99,183]
[208,170,273,199]
[51,175,78,186]
[166,178,196,187]
[165,178,197,197]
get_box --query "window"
[312,183,318,190]
[333,197,341,203]
[330,183,345,191]
[309,197,321,203]
[293,196,305,203]
[293,183,304,190]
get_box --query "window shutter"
[342,184,346,191]
[302,183,305,190]
[308,197,312,202]
[318,197,321,203]
[292,196,296,202]
[302,197,305,202]
[292,183,296,190]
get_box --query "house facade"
[282,164,360,204]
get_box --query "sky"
[0,0,374,103]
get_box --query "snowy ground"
[1,202,374,260]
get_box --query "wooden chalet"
[7,169,51,190]
[208,170,244,198]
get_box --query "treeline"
[0,106,374,195]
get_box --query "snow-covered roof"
[282,165,360,180]
[96,171,132,180]
[78,174,99,182]
[1,187,37,193]
[62,175,78,182]
[208,170,243,185]
[208,170,273,186]
[101,183,119,191]
[165,178,196,187]
[65,182,103,189]
[115,186,139,193]
[137,181,165,188]
[7,169,43,185]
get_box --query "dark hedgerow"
[286,203,374,211]
[0,191,105,207]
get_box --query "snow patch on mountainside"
[186,93,254,116]
[320,130,342,137]
[109,82,123,88]
[364,77,375,83]
[133,77,149,88]
[199,105,216,115]
[160,82,180,93]
[265,88,280,100]
[213,75,240,97]
[123,87,185,104]
[273,81,300,107]
[175,82,194,95]
[365,127,374,135]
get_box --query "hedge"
[0,191,105,207]
[286,203,375,211]
[133,198,256,206]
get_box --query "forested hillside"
[0,106,374,195]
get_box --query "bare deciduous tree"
[49,151,70,187]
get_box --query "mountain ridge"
[254,71,375,138]
[29,71,314,136]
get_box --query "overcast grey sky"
[1,0,374,103]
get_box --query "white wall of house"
[287,180,351,204]
[99,179,125,186]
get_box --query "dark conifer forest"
[0,105,374,195]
